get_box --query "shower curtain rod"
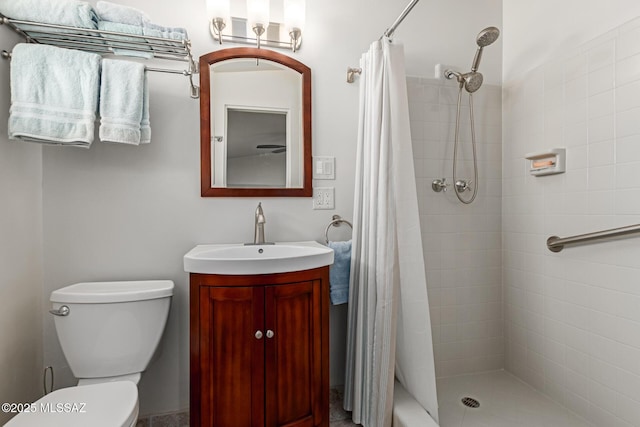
[346,0,421,83]
[383,0,421,38]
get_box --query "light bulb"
[206,0,230,21]
[284,0,305,33]
[247,0,270,29]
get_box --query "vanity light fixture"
[206,0,230,45]
[207,0,304,51]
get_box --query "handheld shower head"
[471,26,500,72]
[476,26,500,48]
[444,26,499,94]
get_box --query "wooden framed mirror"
[200,48,312,197]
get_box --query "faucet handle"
[256,202,266,223]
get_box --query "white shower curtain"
[343,37,439,426]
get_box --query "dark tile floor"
[329,387,360,426]
[136,387,360,427]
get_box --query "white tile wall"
[407,76,503,378]
[503,16,640,427]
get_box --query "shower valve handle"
[455,180,473,192]
[432,178,450,193]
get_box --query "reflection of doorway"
[226,108,288,188]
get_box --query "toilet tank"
[50,280,174,380]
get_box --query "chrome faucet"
[246,203,274,245]
[254,202,266,245]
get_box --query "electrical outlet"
[313,187,334,210]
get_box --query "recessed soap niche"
[525,148,566,176]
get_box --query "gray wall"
[0,30,43,424]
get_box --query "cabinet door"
[264,280,323,427]
[200,286,265,427]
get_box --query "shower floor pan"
[331,370,592,426]
[438,370,592,426]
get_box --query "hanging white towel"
[99,59,149,145]
[9,43,100,147]
[140,74,151,144]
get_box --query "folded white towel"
[143,21,189,47]
[0,0,98,29]
[98,20,153,59]
[9,44,100,147]
[99,59,149,145]
[98,20,143,38]
[96,1,150,26]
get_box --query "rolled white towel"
[96,0,150,26]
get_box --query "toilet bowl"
[5,381,138,427]
[6,280,173,426]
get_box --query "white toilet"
[6,280,174,427]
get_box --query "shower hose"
[453,86,479,204]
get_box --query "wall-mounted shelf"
[525,148,566,176]
[0,14,199,98]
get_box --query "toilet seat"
[5,381,138,427]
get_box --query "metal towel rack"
[325,215,353,244]
[0,15,199,98]
[547,223,640,252]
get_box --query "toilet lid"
[50,280,174,303]
[5,381,138,427]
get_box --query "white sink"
[183,241,334,275]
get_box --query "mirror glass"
[200,48,312,197]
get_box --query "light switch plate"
[313,187,334,210]
[312,156,335,180]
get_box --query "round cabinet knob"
[266,330,274,339]
[255,330,263,339]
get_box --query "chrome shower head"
[444,70,484,94]
[471,26,500,72]
[476,26,500,48]
[462,72,483,93]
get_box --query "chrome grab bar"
[547,223,640,252]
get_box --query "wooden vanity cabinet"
[190,267,330,427]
